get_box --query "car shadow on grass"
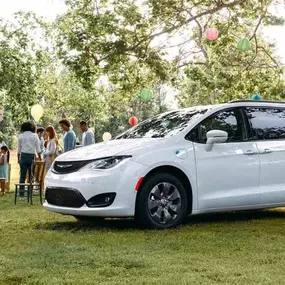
[34,218,138,232]
[186,208,285,224]
[34,208,285,232]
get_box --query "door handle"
[243,150,257,155]
[260,148,272,154]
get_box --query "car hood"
[56,138,163,162]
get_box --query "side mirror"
[205,130,228,151]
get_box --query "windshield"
[116,108,208,139]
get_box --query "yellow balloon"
[102,132,112,142]
[31,104,44,122]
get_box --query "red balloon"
[205,27,219,41]
[129,116,138,126]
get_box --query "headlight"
[80,156,131,171]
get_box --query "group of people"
[0,119,94,195]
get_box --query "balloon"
[252,93,261,101]
[31,104,44,122]
[102,132,112,142]
[237,38,251,51]
[205,27,219,41]
[0,109,3,123]
[129,116,138,127]
[139,88,153,101]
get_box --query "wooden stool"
[15,161,45,204]
[0,178,5,195]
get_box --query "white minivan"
[44,100,285,228]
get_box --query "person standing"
[79,121,95,146]
[17,122,42,198]
[44,125,58,170]
[59,119,76,152]
[36,127,45,154]
[0,145,9,192]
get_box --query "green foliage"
[0,106,17,148]
[175,0,285,106]
[56,0,171,90]
[0,12,51,126]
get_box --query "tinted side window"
[245,107,285,140]
[187,109,244,143]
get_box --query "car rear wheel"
[135,173,188,229]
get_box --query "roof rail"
[229,99,285,104]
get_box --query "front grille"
[45,187,86,208]
[52,160,92,174]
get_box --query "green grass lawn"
[1,193,285,285]
[3,153,285,284]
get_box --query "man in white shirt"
[18,122,42,197]
[79,121,95,146]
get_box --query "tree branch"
[88,0,246,66]
[116,0,247,55]
[178,60,283,69]
[159,38,192,49]
[243,10,266,70]
[149,0,246,41]
[257,46,279,67]
[187,11,209,61]
[249,14,264,41]
[244,34,258,70]
[94,0,100,15]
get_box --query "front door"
[187,107,260,210]
[245,107,285,205]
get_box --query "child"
[0,145,9,192]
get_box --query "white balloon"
[102,132,112,142]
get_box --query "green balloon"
[237,38,251,52]
[139,88,153,101]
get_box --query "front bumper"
[43,159,146,217]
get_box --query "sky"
[0,0,67,20]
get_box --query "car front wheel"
[135,173,188,229]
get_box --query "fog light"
[86,193,116,208]
[105,197,110,203]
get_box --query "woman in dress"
[44,125,58,170]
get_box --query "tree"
[0,12,51,126]
[173,0,285,106]
[56,0,172,90]
[36,67,169,141]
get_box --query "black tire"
[73,216,104,222]
[135,172,188,229]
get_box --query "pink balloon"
[205,28,219,41]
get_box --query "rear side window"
[245,107,285,140]
[186,108,245,143]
